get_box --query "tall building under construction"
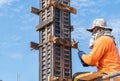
[30,0,76,81]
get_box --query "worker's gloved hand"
[78,51,89,67]
[78,51,85,58]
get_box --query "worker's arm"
[78,51,90,67]
[81,36,108,66]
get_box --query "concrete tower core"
[30,0,77,81]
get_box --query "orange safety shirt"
[82,36,120,74]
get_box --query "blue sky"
[0,0,120,81]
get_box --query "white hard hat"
[87,18,112,32]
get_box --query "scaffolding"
[30,0,77,81]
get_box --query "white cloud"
[72,27,90,41]
[71,0,120,17]
[108,18,120,52]
[19,14,38,24]
[71,0,102,17]
[71,0,96,9]
[109,18,120,36]
[0,0,19,7]
[12,5,23,13]
[10,53,23,59]
[71,0,120,41]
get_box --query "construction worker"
[77,18,120,80]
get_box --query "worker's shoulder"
[97,35,113,42]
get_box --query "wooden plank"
[75,72,105,81]
[36,17,54,31]
[48,76,72,81]
[30,7,39,15]
[47,0,77,14]
[38,42,48,47]
[70,25,74,32]
[30,6,50,15]
[30,42,39,50]
[48,35,78,48]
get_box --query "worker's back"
[96,36,120,74]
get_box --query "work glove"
[78,51,89,67]
[78,51,85,59]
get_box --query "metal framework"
[30,0,77,81]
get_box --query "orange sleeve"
[82,36,108,66]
